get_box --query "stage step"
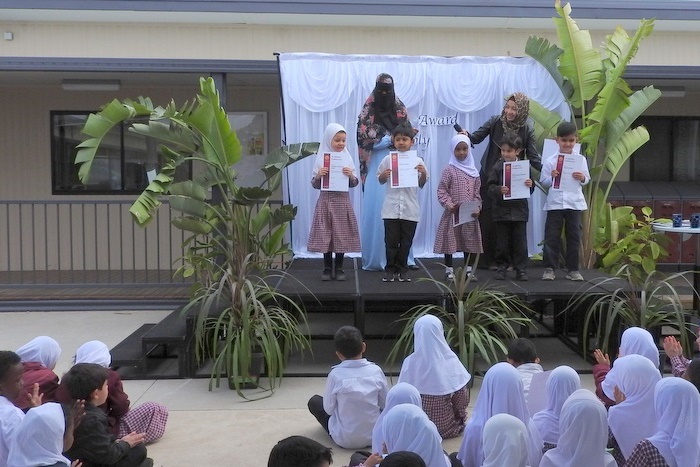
[111,323,156,372]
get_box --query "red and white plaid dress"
[308,190,361,253]
[433,165,483,255]
[625,439,671,467]
[421,385,469,439]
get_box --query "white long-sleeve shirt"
[323,358,388,449]
[0,396,24,466]
[540,152,590,211]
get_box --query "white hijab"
[540,389,617,467]
[75,340,112,368]
[532,365,581,445]
[603,327,660,400]
[313,122,355,175]
[608,354,662,459]
[481,413,529,467]
[15,336,61,369]
[382,404,451,467]
[7,402,70,467]
[372,383,423,454]
[457,362,542,467]
[398,314,471,395]
[449,134,479,177]
[647,378,700,467]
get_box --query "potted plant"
[75,77,317,398]
[388,262,533,377]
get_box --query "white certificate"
[503,160,531,200]
[389,150,420,188]
[319,152,353,192]
[552,153,583,193]
[453,201,481,226]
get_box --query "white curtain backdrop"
[278,53,571,259]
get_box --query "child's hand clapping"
[593,349,610,367]
[663,336,683,358]
[28,382,43,408]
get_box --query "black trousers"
[494,221,528,272]
[307,394,330,433]
[384,219,417,274]
[478,183,496,268]
[543,209,582,271]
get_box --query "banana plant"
[75,77,318,396]
[525,0,662,268]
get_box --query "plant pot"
[228,352,265,390]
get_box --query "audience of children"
[626,377,700,467]
[398,314,471,439]
[593,326,660,407]
[539,389,617,467]
[62,363,153,467]
[433,133,483,281]
[481,413,529,467]
[607,354,662,465]
[308,123,362,281]
[486,134,534,281]
[377,123,428,283]
[539,121,590,282]
[13,336,61,409]
[506,338,543,397]
[531,365,581,452]
[457,362,542,467]
[56,341,168,444]
[308,326,388,449]
[267,435,333,467]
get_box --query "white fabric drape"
[279,53,570,258]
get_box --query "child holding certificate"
[433,134,483,281]
[308,123,361,281]
[486,134,533,281]
[540,122,590,281]
[377,123,428,283]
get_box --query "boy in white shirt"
[506,338,543,398]
[540,121,590,281]
[307,326,388,449]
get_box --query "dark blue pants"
[543,209,582,271]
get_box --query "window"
[632,117,700,182]
[51,111,192,194]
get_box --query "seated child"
[63,363,153,467]
[482,413,529,467]
[0,351,32,465]
[398,314,471,439]
[307,326,388,449]
[506,338,543,397]
[531,365,581,452]
[57,340,168,443]
[267,436,333,467]
[13,336,61,409]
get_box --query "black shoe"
[495,269,506,280]
[383,272,396,282]
[397,273,411,282]
[321,268,332,281]
[408,264,420,271]
[335,269,346,281]
[517,271,529,282]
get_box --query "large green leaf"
[528,100,565,141]
[263,142,320,180]
[605,126,651,177]
[524,35,573,100]
[606,86,661,152]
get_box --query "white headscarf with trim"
[312,122,355,176]
[449,134,478,177]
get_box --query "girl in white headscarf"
[607,354,662,464]
[56,340,168,443]
[540,389,617,467]
[433,133,483,281]
[7,402,73,467]
[398,314,471,439]
[626,377,700,467]
[307,122,361,281]
[457,362,542,467]
[371,382,422,454]
[481,413,529,467]
[13,336,61,409]
[593,326,660,406]
[532,365,581,452]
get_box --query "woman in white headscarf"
[56,340,168,443]
[481,413,529,467]
[13,336,61,409]
[539,389,617,467]
[607,354,662,464]
[433,133,483,281]
[626,377,700,467]
[7,402,73,467]
[532,365,581,452]
[382,404,453,467]
[457,362,542,467]
[593,326,660,406]
[398,314,471,439]
[371,382,422,454]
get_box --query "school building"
[1,1,700,288]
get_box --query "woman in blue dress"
[357,73,414,271]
